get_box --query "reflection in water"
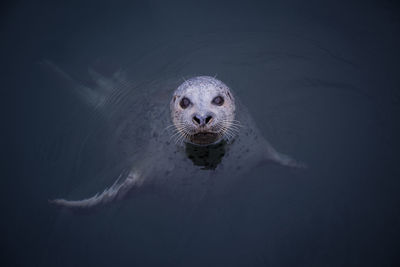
[185,140,226,170]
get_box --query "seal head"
[170,76,236,146]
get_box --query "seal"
[50,73,305,209]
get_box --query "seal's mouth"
[189,132,220,145]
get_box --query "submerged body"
[51,74,304,209]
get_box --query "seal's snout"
[192,114,213,127]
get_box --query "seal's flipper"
[270,151,307,169]
[40,60,133,117]
[40,60,102,107]
[50,171,141,209]
[263,142,307,169]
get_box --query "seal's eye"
[180,97,191,109]
[212,96,224,106]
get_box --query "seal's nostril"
[193,116,201,125]
[193,115,212,126]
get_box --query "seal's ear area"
[173,95,177,103]
[226,91,233,100]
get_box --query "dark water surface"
[4,0,400,266]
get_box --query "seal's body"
[51,75,304,209]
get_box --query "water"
[4,0,400,266]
